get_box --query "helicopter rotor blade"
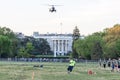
[44,4,63,6]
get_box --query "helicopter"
[49,5,56,12]
[48,4,62,13]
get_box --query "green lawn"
[0,61,120,80]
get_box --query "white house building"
[33,32,73,57]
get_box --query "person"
[103,59,106,68]
[107,58,111,67]
[67,58,76,74]
[99,58,102,67]
[117,58,120,72]
[111,59,115,72]
[114,59,118,72]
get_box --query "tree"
[74,32,104,60]
[0,26,17,57]
[89,33,104,59]
[115,39,120,57]
[92,41,103,59]
[72,26,80,58]
[103,24,120,58]
[17,47,30,58]
[32,38,51,55]
[0,27,16,39]
[0,35,11,57]
[72,26,80,40]
[26,42,34,54]
[74,39,90,59]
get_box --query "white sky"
[0,0,120,36]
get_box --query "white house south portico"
[51,36,72,57]
[33,32,73,57]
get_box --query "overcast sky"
[0,0,120,36]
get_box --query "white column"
[60,40,61,53]
[58,40,60,55]
[56,40,58,54]
[54,40,56,57]
[63,40,66,54]
[65,40,68,54]
[61,40,64,55]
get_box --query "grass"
[0,61,120,80]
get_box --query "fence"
[0,58,99,63]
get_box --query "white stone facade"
[33,32,73,57]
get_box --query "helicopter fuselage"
[49,6,56,12]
